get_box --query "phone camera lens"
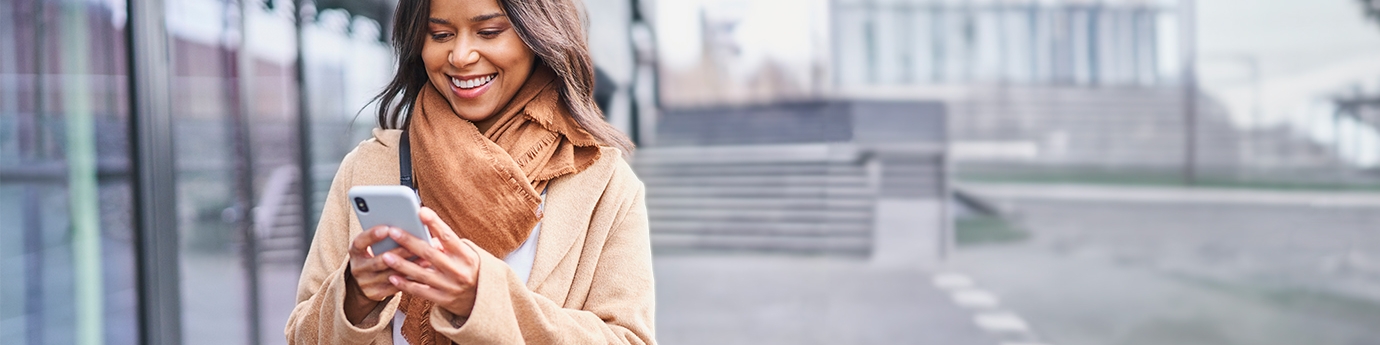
[353,197,369,212]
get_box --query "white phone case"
[348,185,430,255]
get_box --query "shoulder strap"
[399,129,416,192]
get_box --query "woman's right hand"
[343,226,414,324]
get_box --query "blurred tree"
[1363,0,1380,28]
[315,0,395,26]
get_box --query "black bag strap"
[399,129,416,192]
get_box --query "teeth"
[452,74,494,89]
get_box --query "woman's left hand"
[379,206,481,318]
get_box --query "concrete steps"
[634,145,876,256]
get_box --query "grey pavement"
[952,182,1380,345]
[182,251,300,345]
[654,254,998,345]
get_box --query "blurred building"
[656,0,1377,184]
[829,0,1349,181]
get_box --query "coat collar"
[526,147,618,290]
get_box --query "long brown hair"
[371,0,634,153]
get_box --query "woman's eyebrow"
[428,17,451,25]
[470,12,506,22]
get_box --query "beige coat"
[285,129,656,344]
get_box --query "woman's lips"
[450,74,496,99]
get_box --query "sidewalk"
[653,254,998,345]
[949,181,1380,345]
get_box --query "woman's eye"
[478,30,503,38]
[430,32,453,41]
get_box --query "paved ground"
[953,182,1380,345]
[654,254,997,345]
[188,248,999,345]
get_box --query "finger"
[350,226,390,258]
[359,281,400,301]
[387,227,443,265]
[381,251,454,291]
[389,275,450,304]
[354,269,400,300]
[419,207,468,257]
[390,227,465,276]
[383,246,418,261]
[352,255,393,273]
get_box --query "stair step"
[640,175,869,187]
[651,220,870,237]
[634,164,864,176]
[647,186,874,198]
[647,197,873,211]
[651,233,870,256]
[650,208,872,223]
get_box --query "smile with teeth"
[451,74,495,89]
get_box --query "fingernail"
[389,276,400,285]
[382,254,396,265]
[389,228,402,239]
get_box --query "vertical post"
[59,1,104,344]
[20,2,48,344]
[1179,0,1197,185]
[229,0,263,343]
[23,187,45,345]
[1246,56,1260,169]
[127,0,183,342]
[1334,107,1343,166]
[294,0,316,262]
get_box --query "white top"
[503,220,541,284]
[504,189,545,284]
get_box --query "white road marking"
[932,273,974,290]
[933,272,1049,345]
[950,289,1001,309]
[973,311,1030,333]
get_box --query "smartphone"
[348,185,430,256]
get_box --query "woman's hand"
[344,226,416,324]
[380,207,482,318]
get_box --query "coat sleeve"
[284,153,404,344]
[428,181,656,345]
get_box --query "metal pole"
[16,1,47,343]
[294,0,317,263]
[228,0,263,343]
[127,0,183,341]
[1179,0,1197,185]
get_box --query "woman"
[284,0,654,343]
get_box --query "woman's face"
[422,0,535,129]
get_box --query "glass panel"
[0,0,139,344]
[165,0,249,343]
[167,1,392,344]
[303,8,393,231]
[164,0,315,342]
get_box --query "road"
[953,182,1380,345]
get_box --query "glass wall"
[1,0,139,344]
[832,0,1171,87]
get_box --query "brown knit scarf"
[399,64,601,344]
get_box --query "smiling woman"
[283,0,653,344]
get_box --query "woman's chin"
[452,106,497,124]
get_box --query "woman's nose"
[449,40,480,68]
